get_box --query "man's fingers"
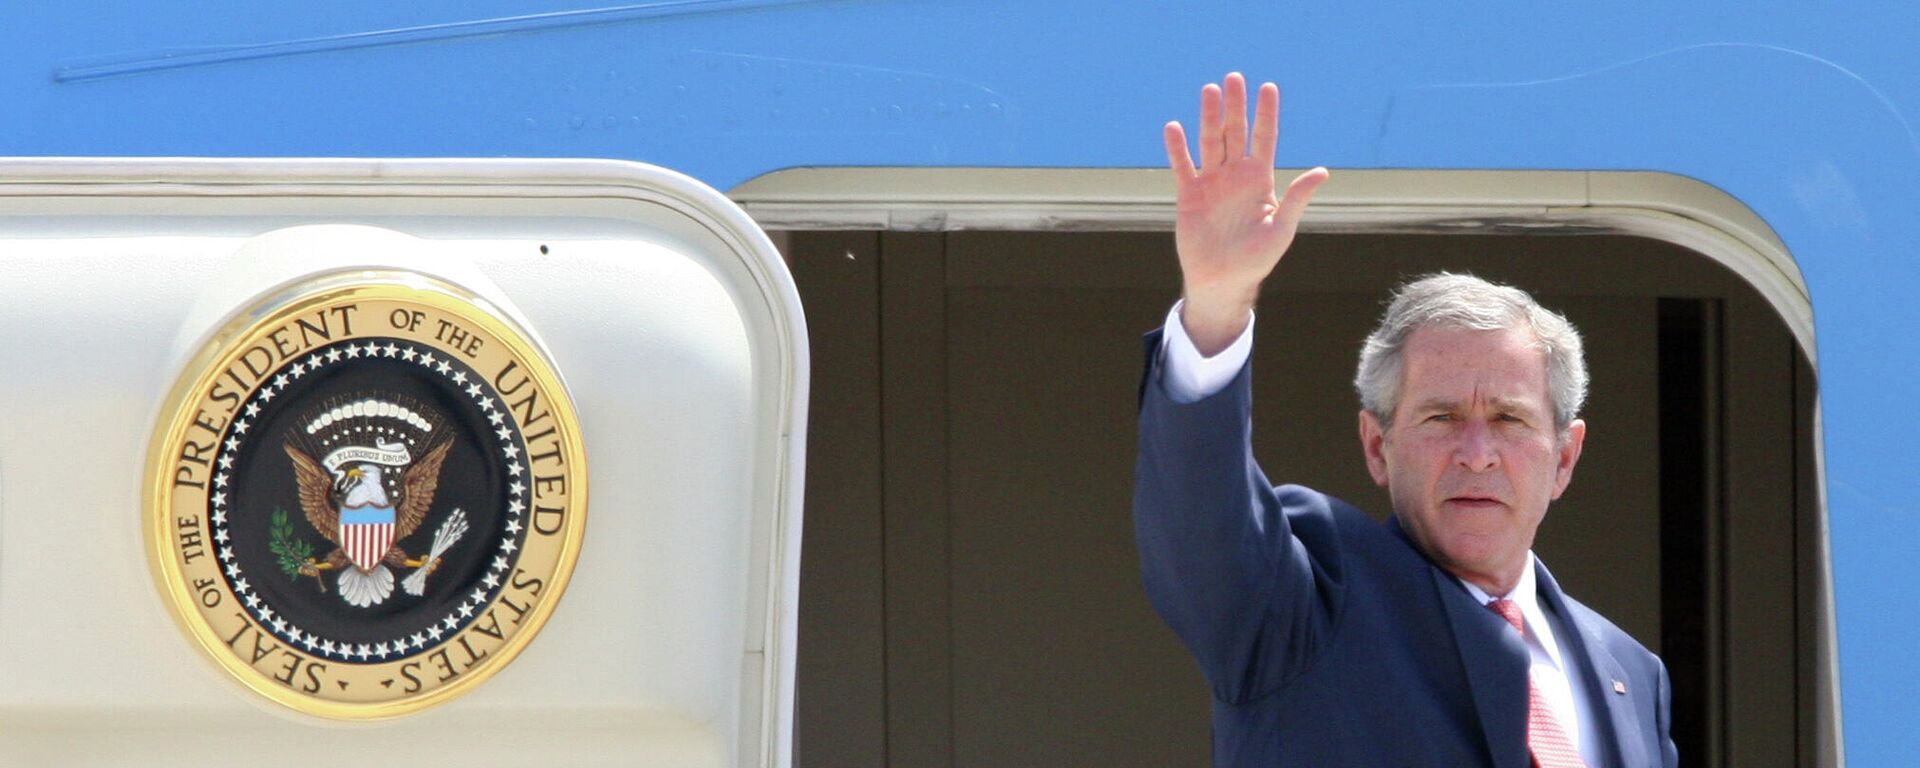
[1251,82,1280,165]
[1197,82,1224,172]
[1222,72,1248,160]
[1276,166,1330,230]
[1164,122,1196,184]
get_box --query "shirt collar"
[1457,551,1536,606]
[1456,552,1566,669]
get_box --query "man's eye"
[1425,413,1453,423]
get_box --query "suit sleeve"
[1657,660,1679,767]
[1134,328,1347,704]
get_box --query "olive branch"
[269,508,314,579]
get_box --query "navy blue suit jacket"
[1133,330,1678,767]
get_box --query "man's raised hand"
[1164,73,1328,355]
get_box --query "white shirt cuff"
[1159,300,1254,404]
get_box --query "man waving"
[1134,72,1678,767]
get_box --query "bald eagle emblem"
[279,397,470,607]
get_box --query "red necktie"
[1486,598,1589,768]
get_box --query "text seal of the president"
[146,271,587,718]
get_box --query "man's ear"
[1550,418,1587,500]
[1359,410,1390,487]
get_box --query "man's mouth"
[1445,495,1504,509]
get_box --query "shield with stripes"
[338,505,397,572]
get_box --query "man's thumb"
[1277,167,1329,228]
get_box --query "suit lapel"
[1428,563,1533,768]
[1534,562,1645,768]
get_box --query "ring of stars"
[208,338,531,663]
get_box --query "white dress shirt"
[1157,301,1604,766]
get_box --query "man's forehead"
[1398,327,1552,404]
[1409,392,1548,413]
[1403,325,1546,371]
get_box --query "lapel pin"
[1613,680,1628,695]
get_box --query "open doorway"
[760,172,1832,768]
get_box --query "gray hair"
[1353,273,1588,433]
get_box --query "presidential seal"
[146,270,587,718]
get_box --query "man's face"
[1358,325,1586,590]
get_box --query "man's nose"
[1453,421,1499,472]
